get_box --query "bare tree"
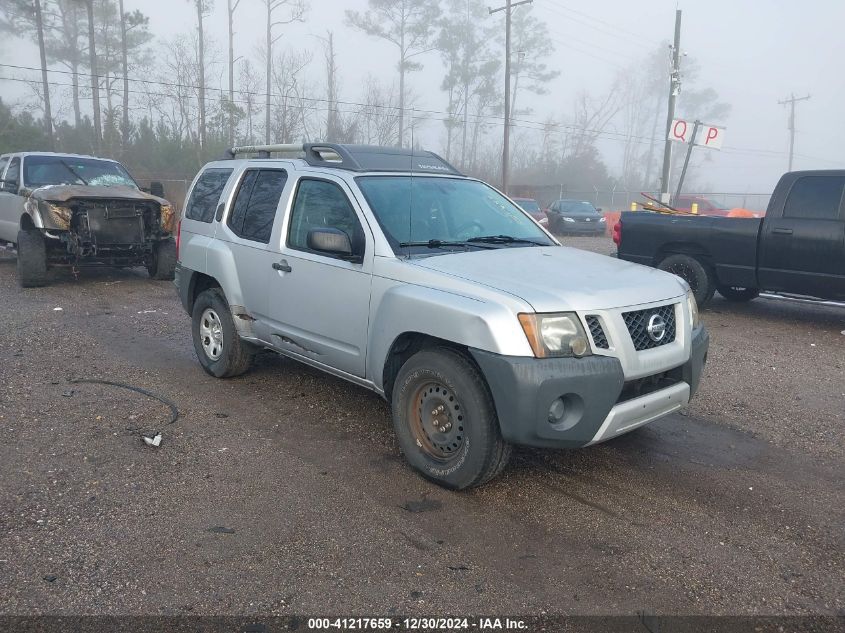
[354,76,400,146]
[269,49,311,143]
[315,30,338,141]
[263,0,307,144]
[81,0,102,151]
[1,0,55,145]
[226,0,241,145]
[346,0,441,148]
[186,0,212,150]
[238,59,261,143]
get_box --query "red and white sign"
[669,119,726,150]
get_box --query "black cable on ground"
[68,378,180,425]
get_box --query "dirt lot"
[0,237,843,618]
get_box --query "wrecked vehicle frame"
[24,185,176,266]
[0,152,177,286]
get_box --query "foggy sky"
[2,0,843,193]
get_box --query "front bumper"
[470,325,709,449]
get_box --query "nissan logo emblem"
[647,314,667,342]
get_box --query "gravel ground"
[0,243,843,618]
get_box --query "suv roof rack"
[225,143,463,176]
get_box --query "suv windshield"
[559,201,599,215]
[24,155,137,189]
[357,176,554,253]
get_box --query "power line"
[543,0,655,43]
[537,2,654,52]
[0,69,817,162]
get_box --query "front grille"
[585,315,609,349]
[623,304,677,351]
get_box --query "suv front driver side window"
[288,179,365,258]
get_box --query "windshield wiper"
[398,239,496,250]
[467,235,546,246]
[59,160,88,185]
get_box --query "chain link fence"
[509,185,772,213]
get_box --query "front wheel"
[16,229,48,288]
[147,239,176,280]
[717,285,759,302]
[191,288,253,378]
[658,254,715,307]
[391,347,511,490]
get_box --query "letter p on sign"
[701,125,725,150]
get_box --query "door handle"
[272,260,292,273]
[772,228,793,235]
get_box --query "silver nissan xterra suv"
[175,143,709,489]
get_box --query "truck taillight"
[175,220,182,261]
[612,220,622,246]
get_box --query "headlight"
[562,217,575,223]
[159,204,176,232]
[518,313,592,358]
[44,203,72,229]
[687,290,700,329]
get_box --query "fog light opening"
[548,398,566,424]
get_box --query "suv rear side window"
[227,169,287,243]
[288,179,364,257]
[784,176,845,220]
[185,168,233,223]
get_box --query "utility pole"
[660,9,683,203]
[490,0,532,195]
[778,93,810,171]
[675,119,700,201]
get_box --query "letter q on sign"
[672,119,689,142]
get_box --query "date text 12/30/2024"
[307,618,528,630]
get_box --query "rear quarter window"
[185,168,233,223]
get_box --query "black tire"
[16,229,48,288]
[658,253,715,306]
[717,284,759,302]
[191,288,253,378]
[147,239,176,280]
[391,347,511,490]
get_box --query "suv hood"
[410,246,686,312]
[26,184,169,206]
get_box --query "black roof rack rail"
[224,143,464,176]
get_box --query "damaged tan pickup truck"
[0,152,177,287]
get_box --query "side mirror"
[307,227,353,257]
[149,181,165,198]
[596,208,603,213]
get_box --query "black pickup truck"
[616,170,845,306]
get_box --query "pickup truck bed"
[617,170,845,306]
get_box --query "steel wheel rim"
[409,381,465,460]
[199,308,224,361]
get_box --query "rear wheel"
[147,239,176,280]
[191,288,253,378]
[658,253,715,306]
[717,284,759,302]
[391,347,511,490]
[16,229,48,288]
